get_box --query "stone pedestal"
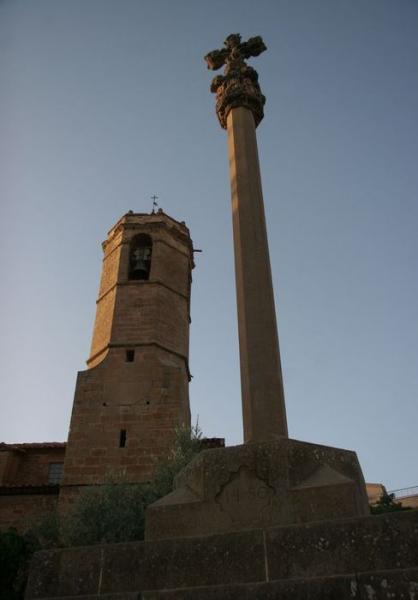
[145,438,369,541]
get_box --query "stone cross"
[205,34,288,442]
[204,33,267,129]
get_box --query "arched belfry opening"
[129,233,152,280]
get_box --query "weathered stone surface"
[25,529,265,599]
[206,36,287,444]
[0,445,66,487]
[0,489,59,532]
[26,549,62,599]
[101,529,264,594]
[26,546,102,599]
[145,438,369,540]
[141,569,418,599]
[227,105,288,442]
[357,569,418,598]
[60,212,194,500]
[41,596,138,600]
[29,569,418,599]
[266,510,418,580]
[25,511,418,599]
[0,444,66,531]
[204,34,266,129]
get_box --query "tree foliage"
[2,424,203,598]
[32,423,203,548]
[62,480,148,546]
[0,529,38,600]
[150,422,202,499]
[370,491,410,515]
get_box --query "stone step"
[141,568,418,600]
[25,510,418,599]
[29,569,418,600]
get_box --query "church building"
[0,209,222,530]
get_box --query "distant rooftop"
[0,442,66,451]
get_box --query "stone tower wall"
[61,212,194,492]
[89,213,191,367]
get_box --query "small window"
[119,429,127,448]
[126,349,135,362]
[48,462,64,485]
[129,234,152,280]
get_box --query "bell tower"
[60,210,194,495]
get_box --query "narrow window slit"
[119,429,127,448]
[126,349,135,362]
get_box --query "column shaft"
[227,106,288,442]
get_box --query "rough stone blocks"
[145,437,370,540]
[25,510,418,599]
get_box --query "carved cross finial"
[204,34,266,72]
[204,34,267,129]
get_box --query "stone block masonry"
[25,510,418,599]
[61,346,189,488]
[145,438,370,540]
[60,212,195,503]
[0,490,58,533]
[0,443,65,531]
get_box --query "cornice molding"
[96,278,189,305]
[87,342,192,381]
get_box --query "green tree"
[150,422,202,499]
[34,423,203,548]
[370,491,410,515]
[6,424,203,598]
[62,479,148,546]
[0,529,38,600]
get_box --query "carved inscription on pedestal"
[216,465,276,525]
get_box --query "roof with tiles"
[0,442,66,451]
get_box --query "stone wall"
[88,212,193,369]
[0,444,66,486]
[61,212,194,492]
[0,443,65,532]
[25,510,418,599]
[0,490,58,532]
[397,493,418,509]
[62,347,190,487]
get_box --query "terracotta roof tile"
[0,442,66,450]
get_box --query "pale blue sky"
[1,0,417,491]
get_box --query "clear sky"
[1,0,417,491]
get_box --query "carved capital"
[211,66,266,129]
[205,34,267,129]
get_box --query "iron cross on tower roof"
[151,195,159,213]
[204,33,267,129]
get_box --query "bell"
[132,258,148,276]
[131,246,151,279]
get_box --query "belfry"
[60,210,194,502]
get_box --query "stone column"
[205,34,288,442]
[227,106,287,442]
